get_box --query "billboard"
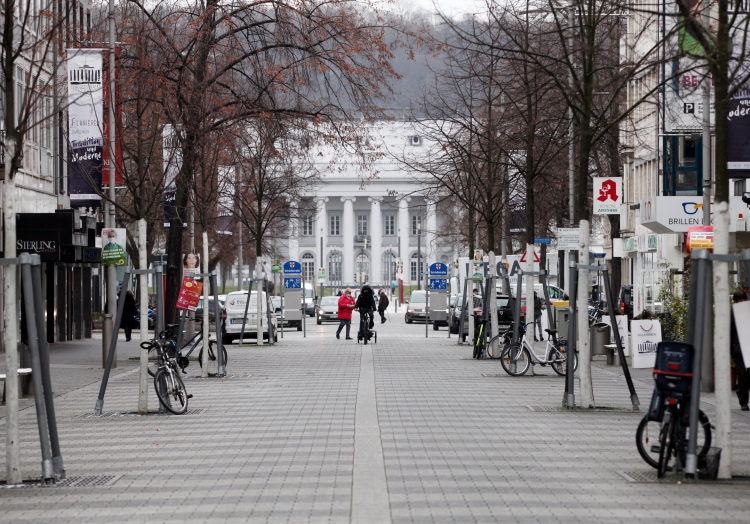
[67,49,103,208]
[728,88,750,178]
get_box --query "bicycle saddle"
[545,328,557,334]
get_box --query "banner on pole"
[101,228,127,266]
[67,49,103,208]
[176,277,203,311]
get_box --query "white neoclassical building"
[284,121,452,287]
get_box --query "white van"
[221,290,276,343]
[302,283,316,316]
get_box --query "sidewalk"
[0,318,748,523]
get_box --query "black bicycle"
[143,330,190,415]
[357,309,376,344]
[143,327,227,377]
[635,341,712,477]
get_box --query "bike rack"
[562,262,639,411]
[1,254,65,482]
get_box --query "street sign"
[429,262,448,276]
[283,277,302,289]
[557,228,581,251]
[429,278,447,291]
[283,260,302,275]
[534,238,552,245]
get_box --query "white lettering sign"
[631,319,662,368]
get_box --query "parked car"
[619,285,634,320]
[221,290,276,343]
[316,296,340,324]
[449,294,516,334]
[405,290,428,323]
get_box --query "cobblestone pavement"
[0,306,749,523]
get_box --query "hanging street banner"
[67,48,103,208]
[216,166,235,235]
[593,177,622,214]
[556,228,580,251]
[176,277,203,311]
[728,88,750,178]
[101,228,127,266]
[102,46,123,187]
[163,124,184,228]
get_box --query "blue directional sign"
[429,262,448,276]
[429,278,447,291]
[283,277,302,289]
[283,260,302,275]
[534,238,552,245]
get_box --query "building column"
[398,197,411,284]
[369,197,382,285]
[315,197,328,271]
[425,200,437,263]
[341,197,356,285]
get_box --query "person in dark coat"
[731,290,749,410]
[533,292,543,341]
[355,285,377,336]
[377,290,390,323]
[120,290,137,342]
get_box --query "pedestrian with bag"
[533,292,543,341]
[377,290,390,323]
[336,288,356,340]
[121,290,137,342]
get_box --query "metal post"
[542,272,556,344]
[417,230,421,291]
[95,269,131,415]
[30,256,64,477]
[489,252,498,338]
[425,270,429,339]
[459,274,469,344]
[19,254,55,482]
[155,264,164,336]
[509,273,523,374]
[239,279,253,345]
[302,270,307,338]
[564,262,578,408]
[685,251,709,477]
[211,272,226,375]
[602,266,639,410]
[175,309,186,352]
[137,220,148,414]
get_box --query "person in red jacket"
[336,288,356,340]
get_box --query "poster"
[631,319,662,368]
[67,49,103,208]
[163,124,182,228]
[183,253,200,278]
[101,228,127,266]
[176,277,203,311]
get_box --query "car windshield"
[271,298,281,308]
[497,298,510,308]
[410,294,426,304]
[321,297,338,306]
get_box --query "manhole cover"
[76,409,205,418]
[0,475,121,488]
[185,373,251,379]
[481,373,506,378]
[527,405,641,413]
[527,405,563,412]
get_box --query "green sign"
[271,259,281,273]
[101,228,127,266]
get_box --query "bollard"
[102,314,113,368]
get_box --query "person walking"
[377,290,390,323]
[336,288,356,340]
[355,285,377,340]
[731,290,749,410]
[121,290,137,342]
[533,292,543,342]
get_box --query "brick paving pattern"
[0,308,749,523]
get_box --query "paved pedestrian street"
[2,309,750,523]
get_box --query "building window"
[328,250,342,282]
[410,252,424,282]
[382,250,397,282]
[357,214,368,236]
[302,215,314,236]
[356,252,369,285]
[330,215,340,236]
[734,179,746,196]
[411,214,422,235]
[384,215,395,236]
[301,252,315,282]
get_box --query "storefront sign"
[557,228,580,251]
[101,228,127,266]
[686,226,714,252]
[176,277,203,311]
[631,319,662,368]
[593,178,622,214]
[641,196,745,234]
[729,88,750,178]
[16,231,60,261]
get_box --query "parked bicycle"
[143,329,190,414]
[143,326,227,377]
[635,341,712,477]
[492,323,578,377]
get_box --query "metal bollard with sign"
[282,260,305,338]
[426,262,449,337]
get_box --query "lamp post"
[417,225,422,291]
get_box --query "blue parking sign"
[284,277,302,289]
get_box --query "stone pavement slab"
[0,312,748,523]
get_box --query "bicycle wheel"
[500,344,531,376]
[635,415,663,469]
[550,347,578,376]
[198,341,228,374]
[657,415,676,478]
[486,335,505,359]
[154,367,188,415]
[695,410,712,459]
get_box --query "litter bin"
[590,322,611,356]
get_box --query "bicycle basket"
[653,341,694,395]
